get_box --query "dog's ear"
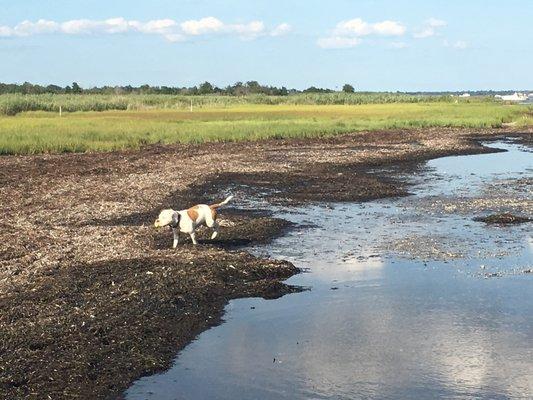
[171,212,180,227]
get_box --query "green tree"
[71,82,82,93]
[342,84,355,93]
[198,81,214,94]
[246,80,261,93]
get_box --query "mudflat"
[0,127,531,399]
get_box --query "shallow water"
[126,141,532,400]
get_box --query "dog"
[154,195,233,247]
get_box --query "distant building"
[495,92,528,102]
[459,93,471,97]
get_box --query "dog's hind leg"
[205,208,219,240]
[172,228,179,248]
[210,221,220,239]
[189,232,198,245]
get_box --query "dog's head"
[154,209,179,228]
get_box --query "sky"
[0,0,532,91]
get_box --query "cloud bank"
[1,16,463,50]
[318,18,406,49]
[270,23,292,37]
[0,17,291,42]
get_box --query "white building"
[495,92,528,102]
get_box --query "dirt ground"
[0,127,531,399]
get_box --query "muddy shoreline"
[0,128,531,399]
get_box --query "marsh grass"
[516,105,533,127]
[0,102,529,155]
[0,93,469,116]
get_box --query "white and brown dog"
[154,195,233,247]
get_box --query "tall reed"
[0,93,480,116]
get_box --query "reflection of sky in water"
[413,141,533,196]
[126,142,532,400]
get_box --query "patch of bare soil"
[0,127,531,399]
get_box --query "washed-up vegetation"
[474,213,532,224]
[0,97,530,154]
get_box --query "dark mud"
[0,127,531,399]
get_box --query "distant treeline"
[1,81,528,97]
[1,81,312,96]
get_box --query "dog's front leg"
[172,228,179,248]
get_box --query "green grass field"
[0,99,531,155]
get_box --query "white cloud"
[372,20,406,36]
[14,19,59,36]
[61,19,106,34]
[317,36,362,49]
[270,23,292,37]
[0,26,13,37]
[0,19,60,37]
[163,33,186,43]
[0,17,285,42]
[427,18,447,28]
[318,18,405,49]
[413,17,447,38]
[102,18,131,34]
[180,17,224,35]
[333,18,369,36]
[333,18,406,37]
[229,21,265,39]
[133,19,178,35]
[413,28,434,39]
[181,17,266,39]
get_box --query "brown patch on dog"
[211,208,218,221]
[187,206,199,222]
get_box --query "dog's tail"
[210,195,234,209]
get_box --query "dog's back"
[183,204,212,226]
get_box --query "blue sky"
[1,0,531,90]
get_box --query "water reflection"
[126,142,532,400]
